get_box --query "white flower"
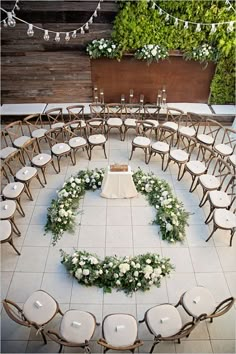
[162,191,168,197]
[137,282,141,287]
[149,280,153,285]
[166,223,173,231]
[136,263,141,269]
[134,271,139,277]
[109,262,113,267]
[151,48,157,56]
[116,280,121,285]
[99,269,103,274]
[146,259,151,264]
[57,217,61,222]
[89,256,98,265]
[154,267,162,276]
[119,263,130,274]
[75,268,83,279]
[79,261,85,266]
[92,185,97,189]
[69,177,74,183]
[112,44,116,48]
[71,183,76,188]
[85,178,90,183]
[99,45,103,50]
[114,273,119,278]
[144,265,153,274]
[107,48,112,53]
[82,269,90,276]
[72,257,78,264]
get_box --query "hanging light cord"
[0,0,20,24]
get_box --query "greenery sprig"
[60,249,174,295]
[45,168,189,245]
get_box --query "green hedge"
[112,0,235,104]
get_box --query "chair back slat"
[89,103,106,119]
[66,105,84,121]
[45,108,64,127]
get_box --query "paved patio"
[1,127,235,353]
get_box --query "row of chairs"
[3,287,234,353]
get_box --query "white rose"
[116,280,121,285]
[166,223,173,231]
[85,178,90,183]
[72,257,78,264]
[134,271,139,277]
[107,48,112,53]
[82,269,90,276]
[151,48,157,56]
[114,273,119,278]
[136,263,141,269]
[99,269,103,274]
[137,282,141,287]
[149,281,153,285]
[71,183,76,188]
[79,261,85,266]
[146,259,151,264]
[99,45,103,50]
[75,268,82,279]
[109,262,113,267]
[119,263,130,274]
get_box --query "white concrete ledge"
[211,105,236,115]
[0,103,47,115]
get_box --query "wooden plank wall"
[1,0,118,103]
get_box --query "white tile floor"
[1,130,236,354]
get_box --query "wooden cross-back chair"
[143,104,160,139]
[21,137,58,184]
[129,120,154,164]
[63,121,89,164]
[45,107,65,129]
[213,127,236,159]
[195,156,232,207]
[0,197,22,237]
[105,103,127,141]
[139,303,205,353]
[123,104,142,140]
[181,144,216,192]
[45,127,74,172]
[86,118,107,160]
[66,105,87,137]
[162,108,184,145]
[0,219,21,255]
[3,290,63,345]
[178,112,203,140]
[0,129,19,162]
[196,118,224,147]
[89,103,106,119]
[3,120,32,150]
[23,113,48,143]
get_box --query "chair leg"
[16,199,25,217]
[36,174,45,188]
[59,344,63,353]
[57,156,61,173]
[189,175,198,192]
[51,159,59,174]
[129,146,135,160]
[205,207,214,224]
[24,183,34,201]
[69,151,74,166]
[150,340,158,354]
[205,225,218,242]
[199,191,208,207]
[41,330,47,345]
[145,148,149,164]
[103,144,107,159]
[11,218,21,236]
[230,230,235,247]
[41,167,47,184]
[8,239,21,255]
[164,156,170,171]
[177,164,184,181]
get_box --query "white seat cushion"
[197,134,214,145]
[3,182,25,198]
[179,126,196,137]
[32,128,47,139]
[107,118,123,126]
[70,121,86,129]
[133,136,150,146]
[199,174,220,189]
[69,137,87,148]
[214,144,233,156]
[51,122,65,129]
[0,220,12,241]
[163,121,178,131]
[214,209,236,229]
[144,119,159,127]
[103,314,137,347]
[88,134,106,144]
[52,143,70,155]
[146,304,182,337]
[15,166,37,181]
[151,141,169,153]
[23,290,57,325]
[185,160,207,175]
[32,153,52,166]
[89,121,104,127]
[228,154,236,166]
[60,310,95,343]
[182,286,216,318]
[0,146,18,160]
[209,190,231,208]
[170,149,189,162]
[13,136,31,148]
[124,118,136,127]
[0,200,16,219]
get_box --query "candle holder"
[93,86,98,103]
[139,94,144,105]
[121,94,125,105]
[100,89,104,104]
[129,89,134,104]
[157,89,162,106]
[161,92,167,107]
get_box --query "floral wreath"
[45,167,189,294]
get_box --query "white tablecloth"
[101,166,138,199]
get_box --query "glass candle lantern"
[129,89,134,103]
[139,94,144,105]
[100,89,104,104]
[121,94,125,104]
[157,89,162,106]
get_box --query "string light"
[0,0,103,41]
[210,24,217,34]
[43,30,50,41]
[7,12,16,27]
[227,21,234,32]
[27,24,34,37]
[174,18,178,27]
[184,21,189,29]
[165,14,169,21]
[195,24,201,32]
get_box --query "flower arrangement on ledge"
[60,250,174,295]
[86,38,120,59]
[45,168,189,245]
[183,43,219,64]
[134,44,169,64]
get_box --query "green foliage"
[112,0,236,104]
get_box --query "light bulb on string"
[195,23,201,32]
[165,14,169,21]
[210,24,217,34]
[85,22,89,31]
[27,24,34,37]
[3,20,7,28]
[65,32,70,41]
[88,17,93,24]
[12,10,15,16]
[151,2,156,10]
[227,21,234,32]
[81,27,85,34]
[43,30,50,41]
[97,3,101,10]
[55,32,60,42]
[72,30,76,38]
[174,18,178,27]
[184,21,188,29]
[15,4,20,10]
[93,10,97,17]
[159,8,163,15]
[7,12,16,27]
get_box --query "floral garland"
[183,43,219,64]
[60,250,174,295]
[86,38,120,59]
[45,168,189,245]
